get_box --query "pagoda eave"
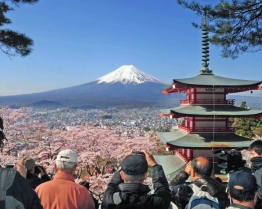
[157,131,253,149]
[160,105,262,119]
[171,75,261,88]
[169,112,262,119]
[225,85,262,94]
[153,155,187,180]
[163,84,261,95]
[159,112,170,117]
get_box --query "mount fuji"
[0,65,180,107]
[96,65,165,85]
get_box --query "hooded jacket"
[102,165,171,209]
[251,156,262,209]
[170,171,229,209]
[0,167,43,209]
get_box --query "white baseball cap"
[56,149,77,162]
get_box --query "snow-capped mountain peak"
[96,65,165,84]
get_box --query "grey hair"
[123,172,146,183]
[55,160,76,171]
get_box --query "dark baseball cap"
[229,171,257,194]
[120,152,148,175]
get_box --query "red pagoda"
[157,15,262,163]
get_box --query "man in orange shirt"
[36,149,95,209]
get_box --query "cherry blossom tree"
[0,107,159,195]
[0,106,30,162]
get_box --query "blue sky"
[0,0,261,96]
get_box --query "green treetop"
[0,0,38,57]
[178,0,262,59]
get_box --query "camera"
[34,165,44,175]
[6,163,15,168]
[132,151,145,156]
[214,148,245,174]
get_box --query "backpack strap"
[113,192,122,205]
[191,183,200,193]
[186,183,220,209]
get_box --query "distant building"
[122,121,137,126]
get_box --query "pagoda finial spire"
[199,9,213,75]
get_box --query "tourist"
[101,149,171,209]
[0,117,42,209]
[169,156,228,209]
[249,140,262,209]
[0,160,43,209]
[18,156,50,189]
[35,149,95,209]
[227,171,258,209]
[0,117,5,148]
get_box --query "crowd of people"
[1,139,262,209]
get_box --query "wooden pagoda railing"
[179,99,235,105]
[178,125,235,133]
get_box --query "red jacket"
[36,172,95,209]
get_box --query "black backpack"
[171,183,193,209]
[112,193,150,209]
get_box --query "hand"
[141,150,157,167]
[14,163,27,178]
[185,161,192,175]
[125,149,135,156]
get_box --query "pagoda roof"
[172,74,261,87]
[160,105,262,117]
[157,130,253,148]
[153,155,186,180]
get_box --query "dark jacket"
[26,172,51,189]
[251,157,262,209]
[254,167,262,209]
[170,171,228,209]
[102,165,171,209]
[0,167,43,209]
[227,203,253,209]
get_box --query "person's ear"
[54,163,58,172]
[254,191,258,204]
[228,191,233,204]
[228,191,232,199]
[120,171,125,181]
[71,164,77,175]
[191,169,195,177]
